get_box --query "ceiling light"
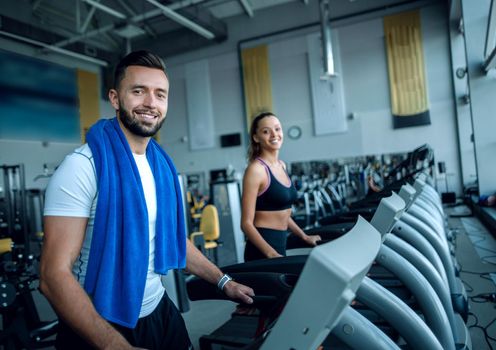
[114,24,147,39]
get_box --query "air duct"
[319,0,336,77]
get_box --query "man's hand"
[304,234,322,246]
[223,281,255,305]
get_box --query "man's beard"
[118,103,165,137]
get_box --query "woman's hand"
[267,251,283,258]
[303,234,322,246]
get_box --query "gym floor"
[450,206,496,349]
[24,204,496,349]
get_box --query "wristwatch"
[217,274,233,291]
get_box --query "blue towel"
[85,117,186,328]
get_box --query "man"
[40,50,254,349]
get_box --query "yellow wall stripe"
[241,45,273,130]
[76,69,100,143]
[384,10,429,119]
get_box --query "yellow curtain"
[241,45,273,130]
[384,10,430,128]
[76,69,100,143]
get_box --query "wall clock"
[287,125,302,140]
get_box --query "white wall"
[0,37,111,190]
[161,2,462,194]
[342,5,460,192]
[161,51,247,180]
[462,0,496,196]
[448,0,478,188]
[1,1,464,196]
[0,140,78,189]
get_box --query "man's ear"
[108,89,119,110]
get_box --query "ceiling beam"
[239,0,254,17]
[5,0,225,60]
[144,0,215,39]
[128,0,207,22]
[50,0,217,49]
[113,0,157,37]
[51,23,116,48]
[34,3,76,22]
[0,15,118,64]
[81,0,127,20]
[80,3,98,33]
[133,26,227,58]
[0,29,108,66]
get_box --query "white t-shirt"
[44,144,164,318]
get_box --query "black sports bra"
[255,158,298,211]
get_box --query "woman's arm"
[241,163,282,258]
[287,216,321,246]
[281,160,321,246]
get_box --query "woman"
[241,112,321,261]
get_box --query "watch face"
[287,126,302,140]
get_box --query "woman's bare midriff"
[253,209,292,231]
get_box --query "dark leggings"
[244,227,288,262]
[55,291,192,350]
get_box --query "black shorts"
[55,291,192,350]
[244,227,288,262]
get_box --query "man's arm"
[40,216,136,350]
[184,240,254,304]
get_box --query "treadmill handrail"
[370,191,406,237]
[260,216,382,350]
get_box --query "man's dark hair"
[113,50,167,89]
